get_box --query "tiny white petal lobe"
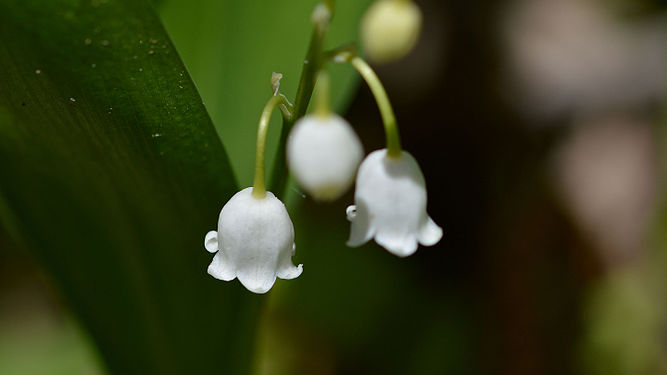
[204,231,218,253]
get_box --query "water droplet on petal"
[346,205,358,220]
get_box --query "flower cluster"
[203,0,440,294]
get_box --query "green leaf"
[157,0,374,187]
[0,0,261,374]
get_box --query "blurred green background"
[1,0,667,374]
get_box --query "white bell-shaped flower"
[287,114,363,201]
[347,149,442,257]
[204,187,302,294]
[361,0,423,63]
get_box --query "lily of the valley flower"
[287,114,363,201]
[347,149,442,257]
[204,187,303,294]
[361,0,423,63]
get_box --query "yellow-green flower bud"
[360,0,423,63]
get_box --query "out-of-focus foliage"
[0,314,101,375]
[580,267,667,375]
[577,91,667,375]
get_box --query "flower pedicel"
[335,53,442,256]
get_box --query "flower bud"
[360,0,422,63]
[287,114,363,201]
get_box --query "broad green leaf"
[0,0,260,374]
[157,0,374,187]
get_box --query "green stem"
[252,95,289,199]
[349,56,402,157]
[315,70,331,118]
[269,1,334,197]
[294,6,330,121]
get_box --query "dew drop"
[84,38,92,45]
[101,40,109,46]
[69,97,76,102]
[346,205,357,219]
[35,69,41,74]
[148,50,155,55]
